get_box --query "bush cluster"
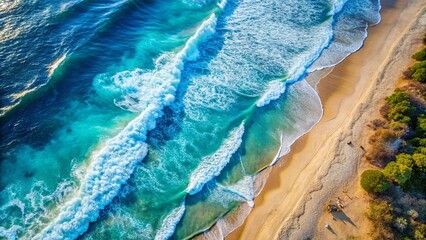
[361,36,426,239]
[361,170,390,193]
[366,199,395,239]
[405,48,426,82]
[385,91,415,123]
[413,48,426,61]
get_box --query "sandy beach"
[227,1,426,239]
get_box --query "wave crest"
[35,10,222,240]
[187,123,245,195]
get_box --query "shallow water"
[0,0,380,239]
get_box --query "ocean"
[0,0,380,239]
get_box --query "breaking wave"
[35,8,223,240]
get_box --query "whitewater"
[0,0,381,239]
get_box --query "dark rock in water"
[66,128,72,133]
[24,170,34,178]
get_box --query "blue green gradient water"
[0,0,380,239]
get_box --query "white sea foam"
[86,202,154,240]
[48,52,67,77]
[255,23,335,108]
[269,80,322,166]
[256,80,286,107]
[1,83,40,117]
[201,0,382,234]
[196,202,252,240]
[260,0,382,167]
[4,0,384,239]
[270,134,285,166]
[97,14,218,113]
[254,28,334,107]
[217,0,227,9]
[187,123,245,195]
[329,0,349,15]
[0,225,21,240]
[199,80,323,240]
[35,10,221,240]
[308,0,381,73]
[182,0,382,238]
[255,0,374,108]
[220,176,255,206]
[154,203,186,240]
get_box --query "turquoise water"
[0,0,380,239]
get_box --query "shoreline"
[226,0,426,239]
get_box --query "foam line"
[35,10,222,240]
[0,226,21,240]
[270,134,284,166]
[220,176,255,206]
[187,123,245,195]
[154,203,186,240]
[48,52,68,77]
[255,0,353,108]
[308,0,381,73]
[256,80,286,107]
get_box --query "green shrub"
[409,138,426,149]
[389,121,408,133]
[415,147,426,155]
[388,101,414,123]
[360,170,390,193]
[396,154,415,168]
[386,91,411,105]
[385,91,415,123]
[405,61,426,80]
[418,138,426,147]
[367,199,394,223]
[417,115,426,135]
[367,199,395,239]
[413,48,426,61]
[413,153,426,172]
[383,161,412,185]
[403,60,426,80]
[413,68,426,83]
[415,224,426,240]
[412,61,426,71]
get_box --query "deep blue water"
[0,0,380,239]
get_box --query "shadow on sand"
[326,224,337,235]
[332,211,356,226]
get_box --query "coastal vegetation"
[412,48,426,61]
[360,38,426,239]
[360,170,390,194]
